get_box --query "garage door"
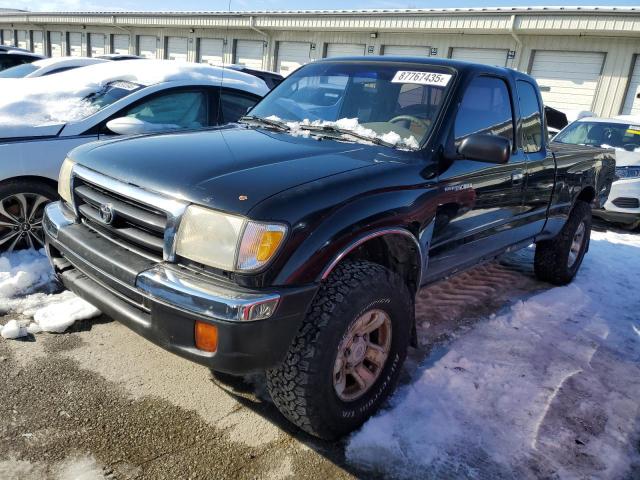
[383,45,430,57]
[325,43,365,58]
[235,40,264,70]
[138,35,157,59]
[198,38,224,65]
[112,34,130,55]
[49,32,63,57]
[2,30,12,46]
[276,41,310,76]
[451,47,508,66]
[68,32,82,56]
[89,33,106,57]
[166,37,188,62]
[32,31,44,55]
[16,30,28,50]
[530,51,605,112]
[622,56,640,115]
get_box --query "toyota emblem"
[98,203,115,224]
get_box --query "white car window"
[123,91,207,130]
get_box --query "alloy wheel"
[0,193,51,252]
[567,221,586,269]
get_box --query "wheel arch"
[319,228,423,295]
[0,175,58,191]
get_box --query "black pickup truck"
[43,57,614,439]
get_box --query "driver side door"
[426,74,528,281]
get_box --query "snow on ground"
[0,249,100,339]
[347,229,640,479]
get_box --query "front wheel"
[0,180,57,252]
[266,260,413,439]
[534,200,591,285]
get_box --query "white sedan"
[0,57,108,78]
[553,115,640,230]
[0,60,269,251]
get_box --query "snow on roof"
[0,60,268,127]
[29,56,108,69]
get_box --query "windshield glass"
[248,62,453,150]
[83,80,143,110]
[0,63,38,78]
[554,121,640,151]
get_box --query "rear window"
[0,62,37,78]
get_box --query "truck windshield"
[554,121,640,151]
[248,62,454,150]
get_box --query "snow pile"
[0,60,266,128]
[265,116,420,150]
[347,230,640,479]
[0,249,100,339]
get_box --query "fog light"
[243,298,279,321]
[195,321,218,352]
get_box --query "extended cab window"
[454,76,513,147]
[122,91,207,130]
[517,80,544,153]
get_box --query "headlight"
[58,158,76,205]
[615,166,640,179]
[175,205,287,272]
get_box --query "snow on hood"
[0,60,267,129]
[266,116,420,150]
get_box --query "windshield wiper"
[239,115,290,132]
[297,124,396,148]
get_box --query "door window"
[218,89,260,124]
[454,76,514,147]
[122,91,207,130]
[517,80,544,153]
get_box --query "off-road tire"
[0,179,57,252]
[266,260,413,439]
[534,200,591,285]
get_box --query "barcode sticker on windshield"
[391,71,452,87]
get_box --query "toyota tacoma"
[43,57,614,439]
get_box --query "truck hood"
[69,126,400,215]
[0,123,64,140]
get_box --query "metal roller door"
[89,33,106,57]
[2,30,12,46]
[49,32,63,57]
[16,30,28,50]
[530,51,605,112]
[166,37,188,62]
[622,56,640,115]
[276,41,310,76]
[451,47,508,66]
[198,38,224,65]
[383,45,430,57]
[235,40,264,70]
[325,43,365,58]
[112,34,129,55]
[68,32,82,56]
[138,35,157,59]
[32,31,44,55]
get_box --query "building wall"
[1,9,639,117]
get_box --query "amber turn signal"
[195,321,218,352]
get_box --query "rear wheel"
[534,200,591,285]
[0,180,57,252]
[266,260,413,439]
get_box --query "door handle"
[511,170,524,186]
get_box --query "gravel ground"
[0,231,637,479]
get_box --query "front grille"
[612,197,640,209]
[74,178,167,257]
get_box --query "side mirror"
[458,134,511,164]
[106,117,172,135]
